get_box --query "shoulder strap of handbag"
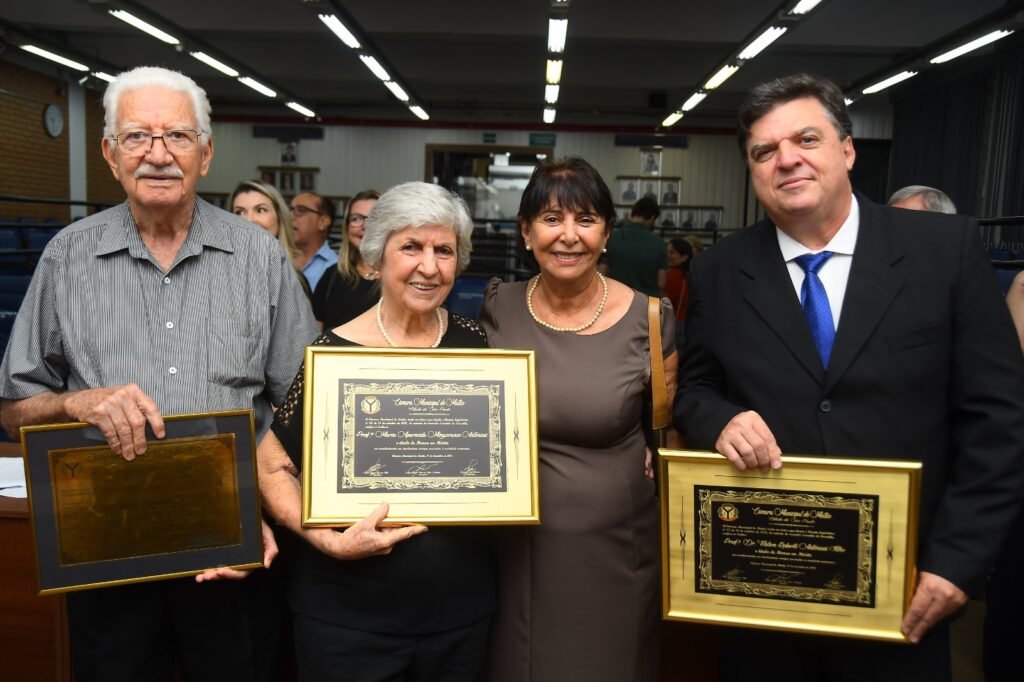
[648,296,669,430]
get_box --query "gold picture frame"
[22,410,263,595]
[659,450,921,642]
[302,346,539,526]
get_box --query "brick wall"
[85,90,125,208]
[0,61,70,223]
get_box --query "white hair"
[103,66,212,139]
[887,185,957,214]
[360,182,474,275]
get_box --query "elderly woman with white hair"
[256,181,495,681]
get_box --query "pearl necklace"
[376,298,444,348]
[526,272,608,333]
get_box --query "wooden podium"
[0,445,71,681]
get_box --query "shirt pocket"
[206,318,262,389]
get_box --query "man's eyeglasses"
[348,213,369,225]
[111,129,202,155]
[291,205,323,217]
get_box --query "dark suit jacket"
[675,194,1024,595]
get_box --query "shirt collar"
[310,240,336,263]
[93,197,234,258]
[776,194,860,262]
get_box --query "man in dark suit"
[675,73,1024,681]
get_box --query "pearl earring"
[525,244,532,251]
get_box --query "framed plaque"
[22,410,264,595]
[302,346,539,526]
[660,450,921,641]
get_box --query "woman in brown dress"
[481,157,678,681]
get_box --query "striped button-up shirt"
[0,199,318,439]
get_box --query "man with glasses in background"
[0,66,316,682]
[290,191,337,290]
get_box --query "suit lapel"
[740,220,825,383]
[824,197,905,393]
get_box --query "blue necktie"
[794,251,835,368]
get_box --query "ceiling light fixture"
[681,92,707,111]
[359,55,390,82]
[844,97,854,106]
[543,108,556,124]
[286,101,316,118]
[318,13,361,49]
[108,9,180,45]
[738,26,787,60]
[546,59,563,84]
[19,45,90,71]
[789,0,823,15]
[409,105,429,121]
[662,111,684,127]
[862,70,918,94]
[238,76,277,98]
[92,71,117,83]
[548,18,568,53]
[930,30,1015,64]
[384,81,410,101]
[704,65,739,90]
[190,51,239,77]
[545,84,560,104]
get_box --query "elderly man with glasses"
[290,191,338,290]
[0,66,317,682]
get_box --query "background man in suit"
[887,185,957,213]
[675,73,1024,681]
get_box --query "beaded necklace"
[526,272,608,333]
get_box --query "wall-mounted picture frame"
[661,181,680,206]
[260,170,276,187]
[659,208,680,228]
[640,179,660,202]
[641,147,662,176]
[700,208,722,231]
[681,209,700,229]
[619,179,639,204]
[279,171,295,193]
[300,172,315,192]
[281,141,298,165]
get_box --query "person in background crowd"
[230,179,311,298]
[0,65,317,682]
[291,191,338,291]
[604,195,668,297]
[675,72,1024,682]
[312,190,381,329]
[482,157,676,682]
[887,185,957,214]
[664,237,693,352]
[257,181,495,682]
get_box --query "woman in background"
[481,157,677,682]
[230,180,311,298]
[664,237,694,352]
[312,190,381,329]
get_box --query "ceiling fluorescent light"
[190,51,239,77]
[359,55,390,82]
[20,45,89,71]
[930,30,1014,64]
[318,13,360,49]
[238,76,277,98]
[92,71,117,83]
[546,59,563,84]
[844,97,854,106]
[543,108,556,124]
[789,0,823,14]
[384,81,410,101]
[662,111,683,127]
[286,101,316,118]
[704,65,739,90]
[548,18,568,53]
[545,84,560,104]
[409,105,429,121]
[681,92,707,111]
[738,26,787,60]
[108,9,180,45]
[862,70,918,94]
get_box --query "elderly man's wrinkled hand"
[715,410,782,471]
[901,571,968,643]
[65,384,165,460]
[316,502,427,561]
[195,519,278,583]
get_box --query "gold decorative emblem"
[717,503,739,522]
[360,396,381,415]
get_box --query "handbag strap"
[648,296,669,430]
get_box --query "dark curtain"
[889,76,989,216]
[990,52,1024,217]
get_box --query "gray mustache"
[134,164,184,179]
